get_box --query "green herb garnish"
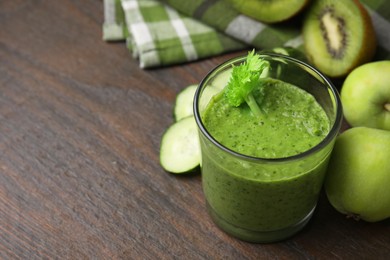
[224,50,270,117]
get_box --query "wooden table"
[1,1,389,259]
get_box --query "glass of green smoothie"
[193,52,343,243]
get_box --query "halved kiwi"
[302,0,377,78]
[226,0,310,23]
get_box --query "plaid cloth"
[103,0,128,40]
[103,0,245,68]
[103,0,390,68]
[159,0,303,50]
[161,0,390,60]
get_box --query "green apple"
[325,127,390,222]
[225,0,309,23]
[340,61,390,131]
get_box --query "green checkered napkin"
[103,0,128,40]
[103,0,390,68]
[161,0,390,60]
[103,0,246,68]
[159,0,303,50]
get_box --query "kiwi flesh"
[302,0,377,78]
[226,0,310,23]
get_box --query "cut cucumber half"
[174,84,198,121]
[160,116,201,174]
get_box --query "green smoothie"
[195,54,341,242]
[203,78,330,160]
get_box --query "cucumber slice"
[210,68,232,91]
[174,85,198,121]
[160,116,201,174]
[174,84,223,122]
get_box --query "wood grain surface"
[1,1,389,259]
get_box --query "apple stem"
[385,102,390,112]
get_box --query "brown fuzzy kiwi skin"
[304,0,377,78]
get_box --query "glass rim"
[193,53,343,163]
